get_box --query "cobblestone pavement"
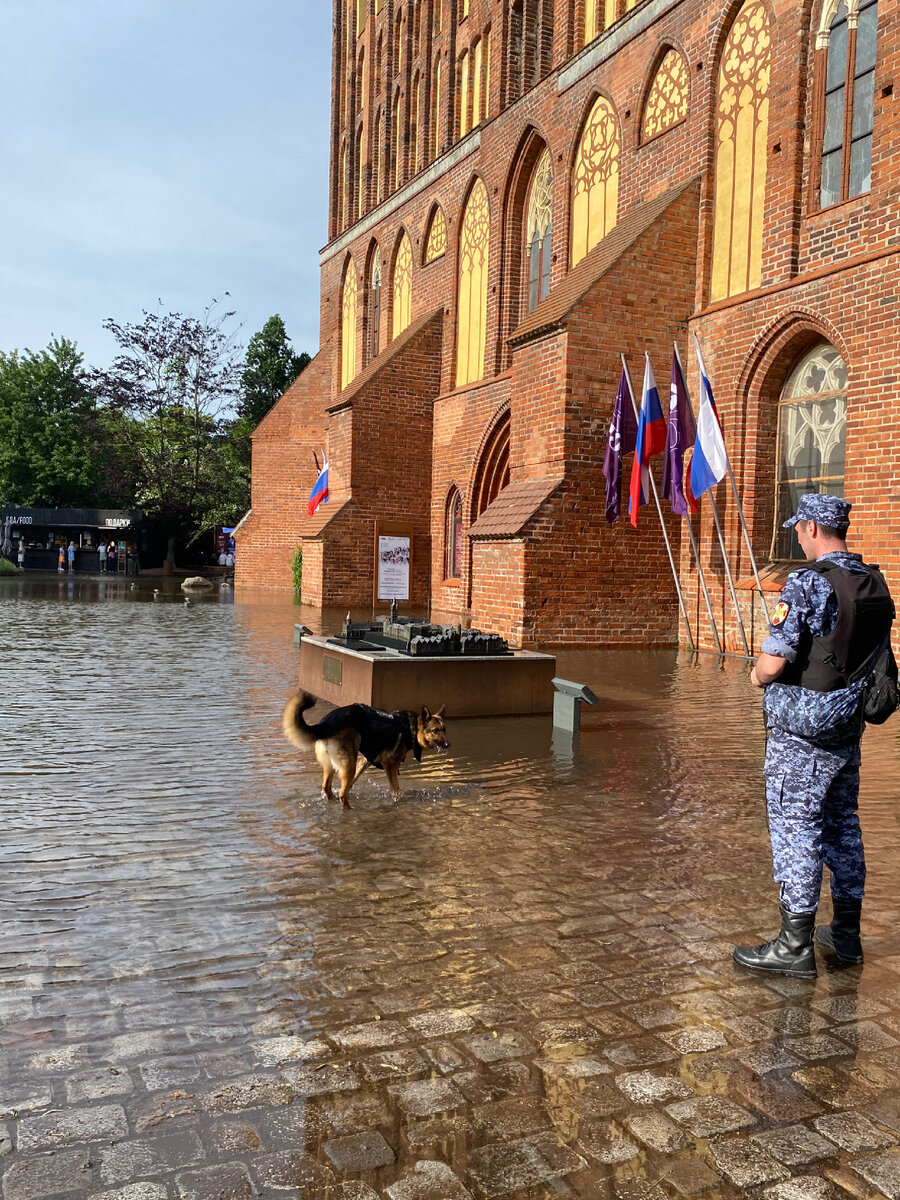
[4,579,900,1200]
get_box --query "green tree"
[227,315,310,484]
[0,337,96,505]
[239,314,310,428]
[88,299,243,556]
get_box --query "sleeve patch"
[772,600,791,627]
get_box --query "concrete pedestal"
[297,635,556,716]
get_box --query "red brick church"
[236,0,896,651]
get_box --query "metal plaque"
[322,655,343,685]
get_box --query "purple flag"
[602,367,637,523]
[662,351,698,517]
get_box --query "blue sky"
[0,0,332,367]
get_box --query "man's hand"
[750,652,788,689]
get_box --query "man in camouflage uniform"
[734,494,893,977]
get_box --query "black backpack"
[861,639,900,725]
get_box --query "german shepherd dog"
[282,691,450,808]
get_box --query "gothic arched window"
[641,48,690,143]
[526,150,553,312]
[370,257,382,360]
[341,260,359,390]
[456,179,490,387]
[571,95,619,266]
[772,343,847,559]
[710,0,771,300]
[424,205,447,262]
[445,488,463,578]
[431,55,442,158]
[393,233,413,338]
[474,407,511,516]
[819,0,878,208]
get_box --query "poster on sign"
[376,534,411,601]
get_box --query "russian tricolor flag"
[688,334,728,501]
[307,456,329,517]
[628,355,667,527]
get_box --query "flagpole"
[670,346,723,656]
[621,354,695,653]
[674,342,750,657]
[692,333,770,623]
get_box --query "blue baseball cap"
[782,493,851,532]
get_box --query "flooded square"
[3,575,900,1199]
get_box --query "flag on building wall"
[307,455,329,517]
[628,355,667,527]
[688,334,728,501]
[662,351,699,517]
[602,367,637,523]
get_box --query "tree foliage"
[88,299,244,541]
[0,337,96,506]
[239,314,310,428]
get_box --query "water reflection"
[3,576,900,1196]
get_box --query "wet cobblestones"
[4,581,900,1198]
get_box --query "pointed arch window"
[425,205,447,263]
[819,0,878,207]
[474,408,511,517]
[641,48,690,142]
[445,487,463,578]
[456,180,490,387]
[526,150,553,312]
[341,262,359,389]
[356,126,365,219]
[411,73,421,174]
[710,0,771,301]
[393,233,413,338]
[370,257,382,360]
[571,95,619,266]
[772,343,847,559]
[472,38,483,127]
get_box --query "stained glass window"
[710,0,771,300]
[393,233,413,338]
[446,488,463,578]
[772,343,847,559]
[425,206,447,262]
[456,179,490,387]
[370,257,382,360]
[642,48,690,142]
[526,150,553,312]
[571,95,619,266]
[820,0,878,207]
[341,261,359,390]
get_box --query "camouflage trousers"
[765,729,865,914]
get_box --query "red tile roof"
[509,179,699,346]
[300,498,351,537]
[467,476,564,538]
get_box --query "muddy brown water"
[3,573,900,1198]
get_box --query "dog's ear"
[434,705,445,718]
[420,705,431,722]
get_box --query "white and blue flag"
[688,333,728,501]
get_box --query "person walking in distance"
[67,541,76,573]
[98,540,107,573]
[734,495,894,977]
[106,541,117,574]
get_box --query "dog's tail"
[282,691,320,752]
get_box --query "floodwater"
[3,573,900,1199]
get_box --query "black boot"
[815,897,863,964]
[733,905,817,978]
